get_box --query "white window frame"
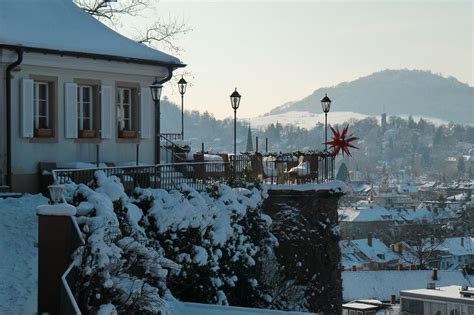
[33,81,49,129]
[77,85,93,130]
[117,87,133,131]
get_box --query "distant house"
[339,206,394,240]
[0,0,185,192]
[437,237,474,271]
[340,236,400,270]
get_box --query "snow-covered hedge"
[66,171,277,314]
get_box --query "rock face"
[263,188,344,314]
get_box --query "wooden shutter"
[139,87,152,139]
[100,85,113,139]
[64,83,78,139]
[20,79,34,138]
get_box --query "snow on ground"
[0,194,48,315]
[246,111,451,129]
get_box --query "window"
[78,85,93,129]
[33,82,49,128]
[33,81,54,138]
[116,86,137,139]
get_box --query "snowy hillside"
[247,111,451,129]
[266,70,473,124]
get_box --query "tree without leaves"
[74,0,191,55]
[396,224,449,270]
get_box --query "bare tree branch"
[74,0,191,56]
[134,17,192,55]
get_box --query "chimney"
[390,294,396,305]
[368,232,373,247]
[432,268,438,281]
[461,237,464,247]
[351,265,357,272]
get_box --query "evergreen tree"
[246,124,254,152]
[336,163,350,182]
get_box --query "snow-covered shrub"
[68,171,277,313]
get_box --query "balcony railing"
[52,154,335,192]
[160,133,183,142]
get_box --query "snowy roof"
[339,206,392,222]
[339,205,459,223]
[401,285,474,302]
[342,270,474,302]
[0,0,184,67]
[437,237,474,257]
[340,238,400,269]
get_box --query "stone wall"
[263,187,344,314]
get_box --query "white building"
[0,0,185,192]
[400,285,474,315]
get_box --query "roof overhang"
[0,44,186,69]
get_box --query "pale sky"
[124,1,473,119]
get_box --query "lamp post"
[178,76,187,139]
[321,93,332,181]
[321,93,332,151]
[230,88,241,177]
[150,77,163,165]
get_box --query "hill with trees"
[266,69,473,124]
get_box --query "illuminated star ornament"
[325,125,359,157]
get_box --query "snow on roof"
[342,302,379,310]
[264,180,347,193]
[401,285,474,302]
[340,205,459,223]
[342,270,474,302]
[340,238,400,269]
[437,237,474,257]
[0,0,183,66]
[339,206,392,222]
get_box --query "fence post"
[36,203,77,315]
[136,143,140,166]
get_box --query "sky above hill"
[122,1,473,119]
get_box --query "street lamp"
[321,93,332,151]
[230,88,241,177]
[48,184,64,204]
[178,76,187,139]
[321,93,332,181]
[150,77,163,165]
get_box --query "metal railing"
[59,217,85,314]
[160,133,183,142]
[52,154,335,192]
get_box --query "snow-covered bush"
[67,171,277,313]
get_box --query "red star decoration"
[324,125,359,157]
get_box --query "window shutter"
[100,85,113,139]
[64,83,78,139]
[20,79,34,138]
[139,87,152,139]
